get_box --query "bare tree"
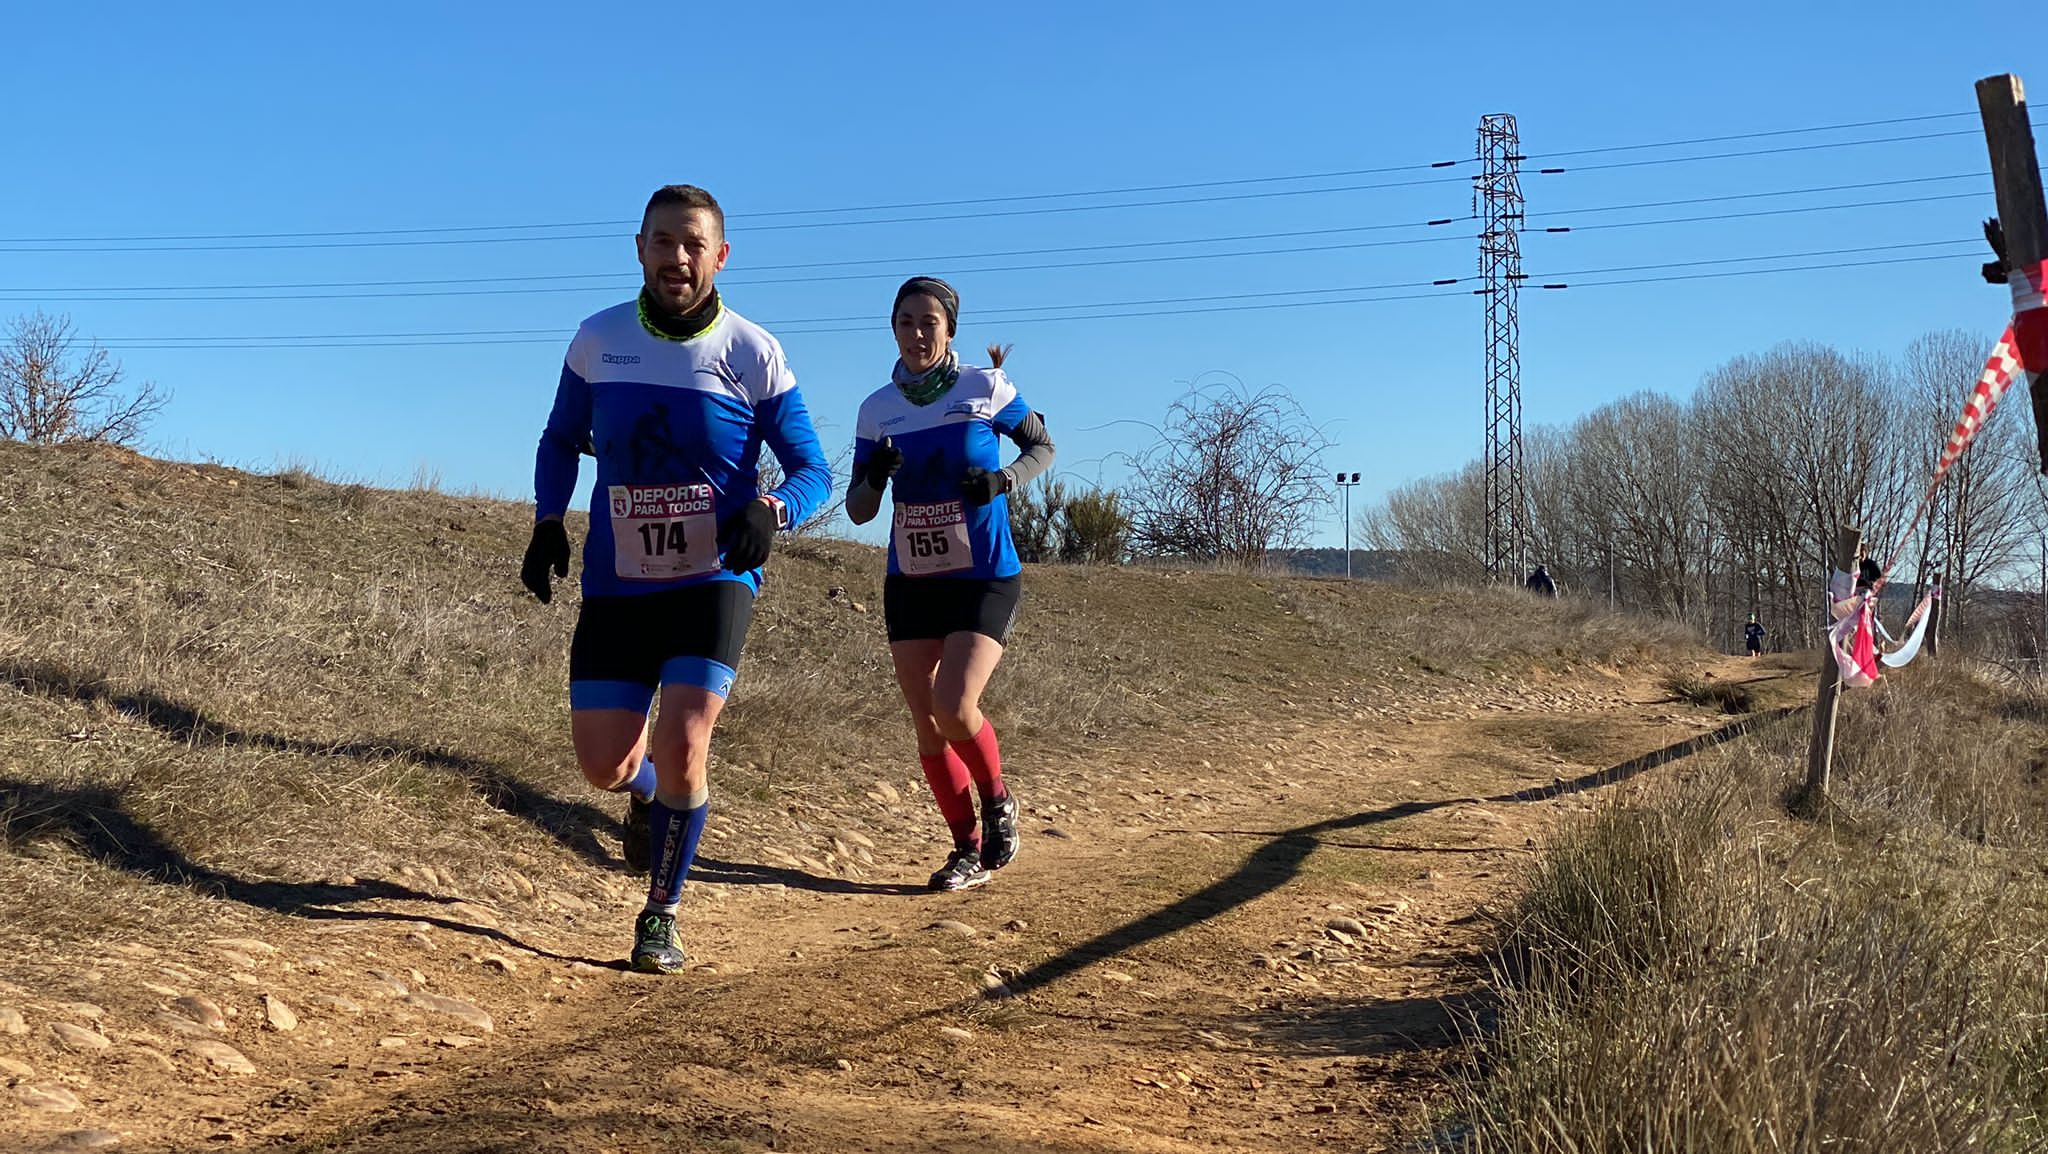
[0,312,167,446]
[1694,342,1912,643]
[1569,393,1706,619]
[1123,377,1332,565]
[1360,461,1486,582]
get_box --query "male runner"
[522,184,831,973]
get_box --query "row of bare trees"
[1364,331,2044,653]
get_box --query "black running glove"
[522,519,571,604]
[721,499,781,573]
[861,436,904,492]
[960,466,1008,507]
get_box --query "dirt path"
[3,658,1798,1153]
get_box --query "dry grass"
[1450,670,2048,1152]
[1276,577,1696,678]
[0,441,1705,966]
[1660,668,1755,714]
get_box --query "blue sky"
[1,2,2027,544]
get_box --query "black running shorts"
[568,579,754,710]
[883,575,1021,645]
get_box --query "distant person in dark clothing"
[1856,557,1882,593]
[1526,565,1557,598]
[1744,614,1766,658]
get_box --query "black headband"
[893,276,959,332]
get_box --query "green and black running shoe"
[631,911,688,974]
[622,794,652,873]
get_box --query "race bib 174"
[609,483,720,581]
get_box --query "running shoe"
[630,911,688,974]
[928,847,991,892]
[980,792,1020,870]
[622,794,652,873]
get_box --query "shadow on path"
[1001,707,1802,997]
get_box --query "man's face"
[635,205,729,315]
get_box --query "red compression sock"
[949,720,1007,802]
[919,749,979,849]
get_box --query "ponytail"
[987,342,1013,369]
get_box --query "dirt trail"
[4,657,1798,1154]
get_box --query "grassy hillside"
[0,441,1689,962]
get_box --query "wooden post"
[1976,74,2048,472]
[1804,526,1861,802]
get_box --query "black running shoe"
[928,847,991,892]
[622,795,651,873]
[980,792,1020,870]
[630,911,688,974]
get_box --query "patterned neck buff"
[892,347,960,406]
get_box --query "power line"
[9,176,2006,305]
[0,110,1993,252]
[92,237,1982,349]
[1525,237,1977,280]
[1527,172,1983,221]
[0,217,1475,298]
[17,161,2012,302]
[0,166,1477,247]
[1536,249,1977,291]
[7,232,1476,304]
[89,288,1477,349]
[1529,191,1985,234]
[1526,129,1980,175]
[1522,111,1978,161]
[0,173,1475,254]
[95,276,1471,346]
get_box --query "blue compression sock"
[646,789,709,915]
[622,757,658,804]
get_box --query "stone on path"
[17,1082,81,1112]
[0,1006,25,1035]
[208,937,276,956]
[927,920,977,938]
[51,1021,111,1053]
[1327,916,1369,937]
[262,995,298,1033]
[403,993,493,1033]
[185,1039,256,1075]
[173,996,227,1032]
[938,1026,974,1042]
[152,1011,214,1039]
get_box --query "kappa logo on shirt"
[600,353,641,365]
[945,400,984,417]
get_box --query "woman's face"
[893,293,950,374]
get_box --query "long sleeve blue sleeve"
[756,386,832,528]
[534,363,590,521]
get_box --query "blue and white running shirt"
[853,365,1034,580]
[535,299,832,598]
